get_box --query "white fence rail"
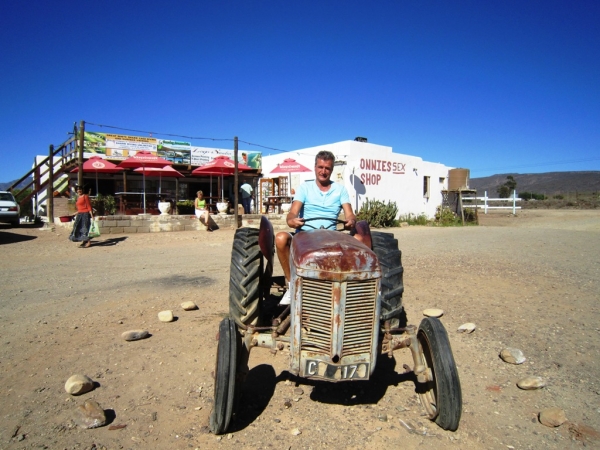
[463,190,521,215]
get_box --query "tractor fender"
[258,216,274,266]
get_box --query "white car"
[0,191,20,227]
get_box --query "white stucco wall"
[262,140,452,219]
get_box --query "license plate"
[305,360,369,380]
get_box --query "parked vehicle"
[0,191,20,227]
[210,217,462,434]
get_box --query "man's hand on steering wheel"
[287,217,305,229]
[344,217,356,230]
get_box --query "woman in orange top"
[68,185,94,247]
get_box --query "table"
[263,196,293,214]
[115,192,165,215]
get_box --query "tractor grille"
[300,278,378,357]
[343,280,378,356]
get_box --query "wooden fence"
[463,190,521,215]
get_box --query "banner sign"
[83,132,261,169]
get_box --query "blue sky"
[1,0,598,182]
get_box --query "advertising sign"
[83,132,262,169]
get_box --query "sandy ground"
[0,209,599,449]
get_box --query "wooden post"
[234,136,239,228]
[77,121,85,187]
[458,190,465,225]
[47,145,54,224]
[175,177,179,214]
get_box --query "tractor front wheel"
[416,317,462,431]
[209,317,239,434]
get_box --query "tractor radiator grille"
[343,279,378,356]
[300,278,378,357]
[300,279,332,352]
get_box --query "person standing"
[195,190,213,231]
[69,185,94,248]
[240,181,253,214]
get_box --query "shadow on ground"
[230,356,415,432]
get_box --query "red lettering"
[360,159,365,169]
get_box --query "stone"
[293,388,304,396]
[539,407,567,427]
[291,428,302,436]
[75,400,107,429]
[158,310,174,322]
[181,301,198,311]
[121,330,149,341]
[423,308,444,318]
[457,323,476,333]
[500,348,526,364]
[64,374,94,395]
[517,376,546,390]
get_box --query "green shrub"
[356,198,398,228]
[13,188,33,217]
[553,194,564,200]
[177,200,195,214]
[398,213,429,226]
[520,192,546,200]
[91,194,117,215]
[434,206,462,226]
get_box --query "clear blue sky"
[1,0,598,182]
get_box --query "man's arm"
[286,200,305,229]
[342,203,356,229]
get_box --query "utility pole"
[234,136,239,228]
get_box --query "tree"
[497,176,517,198]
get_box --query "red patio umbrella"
[70,155,124,195]
[118,151,173,214]
[191,156,252,202]
[134,165,184,195]
[270,158,311,194]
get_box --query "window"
[423,176,430,198]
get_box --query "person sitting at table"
[194,190,213,232]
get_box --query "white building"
[261,140,453,219]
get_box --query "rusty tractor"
[209,217,462,434]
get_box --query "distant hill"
[469,171,600,196]
[0,177,33,191]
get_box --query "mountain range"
[469,171,600,196]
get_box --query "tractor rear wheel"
[229,227,270,328]
[371,231,405,326]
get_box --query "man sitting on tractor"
[275,150,359,305]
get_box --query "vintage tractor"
[209,216,462,434]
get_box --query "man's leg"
[275,231,293,282]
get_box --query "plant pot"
[158,202,171,216]
[216,202,228,215]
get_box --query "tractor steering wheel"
[301,217,348,231]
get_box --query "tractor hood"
[291,230,381,281]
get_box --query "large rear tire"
[209,318,239,434]
[229,227,268,328]
[416,317,462,431]
[371,231,404,325]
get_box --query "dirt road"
[0,209,598,449]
